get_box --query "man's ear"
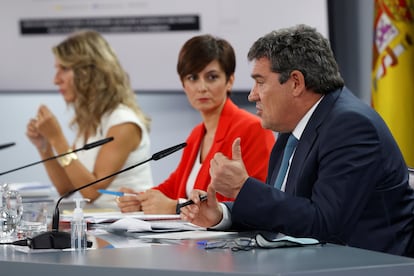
[290,70,305,96]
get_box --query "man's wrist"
[208,203,231,230]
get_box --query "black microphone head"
[82,137,114,150]
[152,142,187,160]
[0,142,15,150]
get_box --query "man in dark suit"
[181,24,414,257]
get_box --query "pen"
[98,189,137,197]
[176,194,208,214]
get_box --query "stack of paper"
[140,230,239,240]
[106,217,203,233]
[8,182,54,202]
[61,211,181,224]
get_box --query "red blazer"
[154,98,275,201]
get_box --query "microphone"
[0,137,114,176]
[26,142,187,249]
[0,142,16,150]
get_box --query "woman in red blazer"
[117,34,275,214]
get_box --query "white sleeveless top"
[74,104,153,208]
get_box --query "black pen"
[176,194,208,214]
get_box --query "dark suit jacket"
[229,87,414,256]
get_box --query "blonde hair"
[52,30,150,139]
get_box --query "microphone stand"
[26,142,187,249]
[0,137,114,176]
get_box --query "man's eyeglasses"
[203,237,256,251]
[200,233,322,251]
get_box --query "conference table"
[1,225,414,275]
[1,198,413,275]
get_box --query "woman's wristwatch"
[57,148,78,167]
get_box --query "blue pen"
[98,189,137,197]
[197,240,208,246]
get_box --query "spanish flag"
[371,0,414,167]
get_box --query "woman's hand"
[35,105,65,146]
[26,118,48,152]
[138,189,177,214]
[116,187,143,213]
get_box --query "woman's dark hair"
[177,34,236,83]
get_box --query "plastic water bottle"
[71,198,87,250]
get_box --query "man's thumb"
[232,137,242,161]
[206,185,218,206]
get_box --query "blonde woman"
[26,30,153,208]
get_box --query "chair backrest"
[409,167,414,189]
[407,167,414,258]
